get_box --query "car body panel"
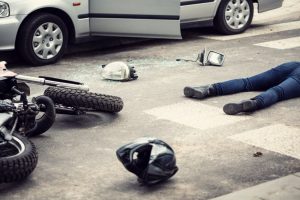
[257,0,284,13]
[89,0,181,39]
[180,0,219,23]
[0,15,25,50]
[0,0,284,50]
[6,0,90,38]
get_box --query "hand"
[0,61,17,77]
[0,61,7,69]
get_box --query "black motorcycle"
[0,61,123,183]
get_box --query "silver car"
[0,0,283,65]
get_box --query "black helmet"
[116,137,178,185]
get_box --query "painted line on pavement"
[144,101,251,130]
[229,124,300,159]
[254,36,300,49]
[201,20,300,41]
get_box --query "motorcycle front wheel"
[44,87,124,113]
[0,133,38,183]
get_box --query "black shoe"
[184,85,215,99]
[223,100,258,115]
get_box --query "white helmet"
[101,62,138,81]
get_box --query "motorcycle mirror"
[17,82,31,96]
[207,51,225,66]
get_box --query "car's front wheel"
[214,0,254,35]
[17,13,68,66]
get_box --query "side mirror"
[17,82,31,96]
[199,49,225,66]
[207,51,225,66]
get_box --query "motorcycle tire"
[25,95,56,137]
[44,87,124,113]
[0,133,38,183]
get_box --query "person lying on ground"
[184,61,300,115]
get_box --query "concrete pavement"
[210,173,300,200]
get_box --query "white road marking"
[144,101,250,130]
[201,21,300,41]
[254,36,300,49]
[210,173,300,200]
[229,124,300,159]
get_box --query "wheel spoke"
[42,48,50,59]
[53,28,62,37]
[243,9,250,16]
[54,38,63,45]
[228,1,235,9]
[235,0,241,7]
[34,44,43,54]
[234,19,240,29]
[240,0,247,8]
[33,35,43,43]
[240,17,246,25]
[46,23,54,34]
[38,26,47,36]
[227,17,234,26]
[50,46,57,56]
[225,10,233,17]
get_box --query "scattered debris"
[253,152,263,157]
[101,61,138,81]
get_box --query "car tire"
[214,0,254,35]
[17,13,68,66]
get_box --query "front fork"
[0,117,18,141]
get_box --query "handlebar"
[11,86,28,107]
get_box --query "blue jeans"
[213,62,300,109]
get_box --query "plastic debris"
[253,152,263,157]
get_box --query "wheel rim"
[225,0,250,30]
[32,22,63,60]
[0,136,25,158]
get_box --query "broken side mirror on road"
[176,48,225,67]
[199,48,225,66]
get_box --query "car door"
[89,0,181,39]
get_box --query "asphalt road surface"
[1,1,300,200]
